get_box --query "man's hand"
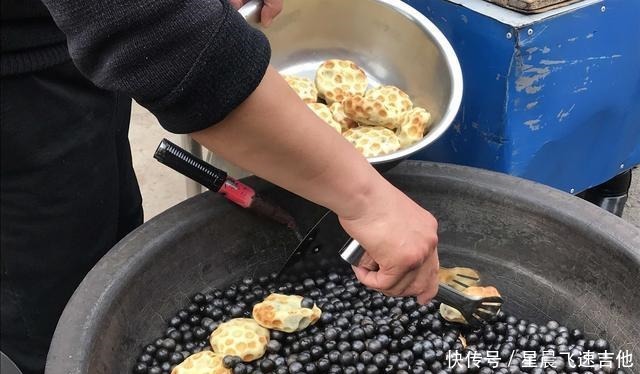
[229,0,283,27]
[339,184,440,305]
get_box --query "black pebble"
[191,293,206,305]
[288,361,304,373]
[169,352,183,365]
[155,348,169,362]
[135,273,618,374]
[132,363,147,374]
[223,355,243,369]
[192,326,208,340]
[233,363,247,374]
[301,297,315,308]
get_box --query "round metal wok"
[46,161,640,373]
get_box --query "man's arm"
[192,66,440,304]
[42,0,439,303]
[42,0,270,133]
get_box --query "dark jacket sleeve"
[41,0,271,133]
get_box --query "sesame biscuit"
[315,59,368,105]
[209,318,269,362]
[171,351,230,374]
[342,126,401,158]
[252,294,322,333]
[396,107,432,147]
[284,75,318,103]
[342,95,401,129]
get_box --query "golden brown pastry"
[284,75,318,103]
[342,95,401,130]
[396,107,432,147]
[171,351,230,374]
[329,102,357,131]
[209,318,269,362]
[342,126,401,158]
[252,293,322,333]
[365,85,413,113]
[315,59,368,105]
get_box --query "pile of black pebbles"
[133,269,625,374]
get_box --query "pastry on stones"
[171,351,230,374]
[342,95,401,130]
[438,267,481,291]
[284,75,318,103]
[396,107,432,147]
[342,126,401,158]
[209,318,269,362]
[365,85,413,113]
[252,293,322,333]
[315,59,368,105]
[307,103,342,133]
[439,286,501,324]
[329,102,357,131]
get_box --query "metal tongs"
[339,239,504,325]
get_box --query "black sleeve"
[41,0,271,134]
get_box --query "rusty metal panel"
[408,0,640,193]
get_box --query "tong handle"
[154,139,227,192]
[339,238,473,311]
[239,0,262,25]
[339,238,366,266]
[435,283,475,310]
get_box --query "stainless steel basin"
[188,0,463,191]
[241,0,463,165]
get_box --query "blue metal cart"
[406,0,640,195]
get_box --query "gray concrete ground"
[129,103,640,227]
[129,102,185,219]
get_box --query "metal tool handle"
[339,239,365,266]
[154,139,227,193]
[239,0,262,26]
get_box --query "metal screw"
[601,5,606,12]
[620,163,625,169]
[570,188,575,193]
[527,29,534,36]
[506,32,512,39]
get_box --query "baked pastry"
[342,126,401,158]
[252,293,322,333]
[315,59,368,105]
[329,102,357,131]
[396,107,431,147]
[284,75,318,103]
[171,351,230,374]
[365,85,413,113]
[342,95,401,130]
[209,318,269,362]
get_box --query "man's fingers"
[229,0,247,10]
[260,0,283,27]
[352,266,402,292]
[358,253,380,271]
[413,253,440,304]
[416,287,437,305]
[353,264,421,298]
[384,269,420,296]
[414,269,439,304]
